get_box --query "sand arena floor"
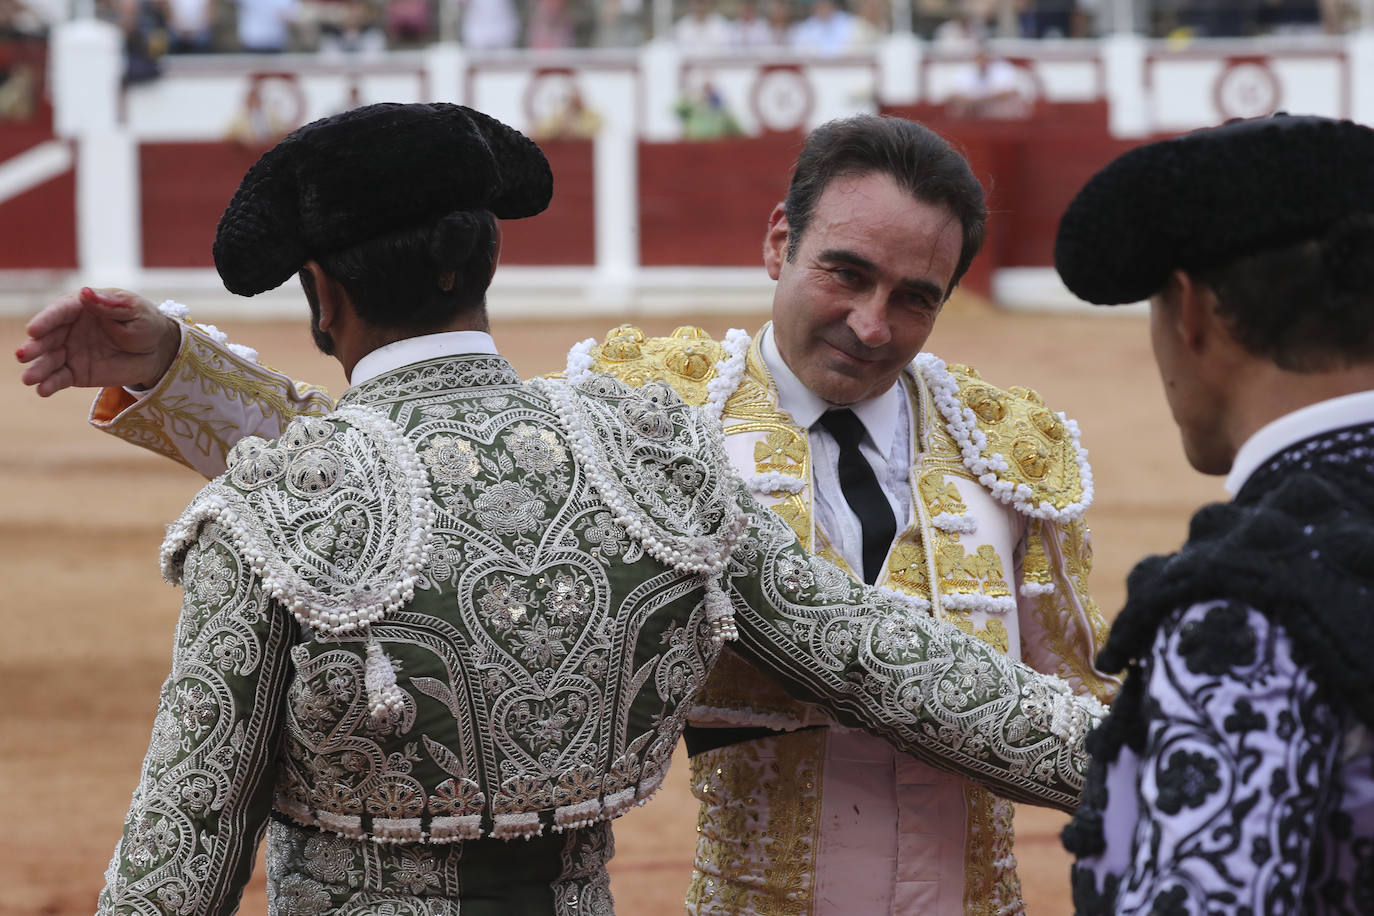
[0,297,1229,914]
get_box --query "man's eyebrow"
[817,248,944,300]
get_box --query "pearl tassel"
[703,577,737,643]
[365,639,405,720]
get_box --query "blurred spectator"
[0,0,44,37]
[318,0,384,54]
[789,0,856,55]
[532,85,603,137]
[528,0,574,47]
[932,0,991,46]
[764,0,794,38]
[165,0,212,50]
[848,0,887,44]
[733,0,781,45]
[109,0,169,83]
[945,42,1028,118]
[674,79,741,138]
[674,0,732,51]
[0,0,42,121]
[461,0,518,48]
[385,0,429,47]
[1016,0,1081,35]
[594,0,643,47]
[237,0,298,50]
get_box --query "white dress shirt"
[759,325,913,576]
[1224,389,1374,494]
[350,331,500,385]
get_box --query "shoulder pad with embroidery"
[914,354,1093,523]
[570,324,727,407]
[159,408,434,635]
[533,373,746,578]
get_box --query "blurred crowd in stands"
[0,0,1366,120]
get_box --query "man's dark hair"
[1194,214,1374,372]
[783,115,987,297]
[315,209,499,330]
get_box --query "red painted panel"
[500,139,595,266]
[141,142,274,268]
[639,134,803,267]
[881,103,1167,283]
[142,139,595,268]
[0,168,77,269]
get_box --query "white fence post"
[52,19,141,287]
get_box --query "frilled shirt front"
[98,348,1102,915]
[1066,397,1374,915]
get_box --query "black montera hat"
[213,102,553,296]
[1055,114,1374,305]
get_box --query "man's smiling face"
[765,170,964,405]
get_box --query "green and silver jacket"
[97,349,1102,915]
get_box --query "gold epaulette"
[946,364,1091,517]
[586,325,726,407]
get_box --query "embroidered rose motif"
[126,813,177,868]
[478,578,530,632]
[504,423,568,473]
[516,616,569,668]
[274,875,333,916]
[365,782,425,819]
[671,461,706,493]
[1155,750,1221,814]
[584,511,628,558]
[391,848,444,895]
[1178,602,1257,676]
[429,777,484,817]
[557,765,603,805]
[548,571,594,626]
[178,775,216,814]
[775,555,816,594]
[302,832,354,883]
[421,435,480,487]
[495,775,552,812]
[474,480,546,535]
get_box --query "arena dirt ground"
[0,296,1229,915]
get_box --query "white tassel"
[704,577,737,644]
[365,639,405,720]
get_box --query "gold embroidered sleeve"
[90,322,334,479]
[1017,517,1121,705]
[725,485,1103,814]
[97,525,296,915]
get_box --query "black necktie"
[817,408,897,584]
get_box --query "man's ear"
[302,260,343,331]
[1171,269,1225,355]
[762,203,790,282]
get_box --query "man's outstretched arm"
[16,288,332,478]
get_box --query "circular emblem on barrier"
[1214,59,1281,120]
[524,68,582,129]
[750,65,814,133]
[244,73,308,141]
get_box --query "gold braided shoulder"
[945,364,1092,517]
[584,325,726,407]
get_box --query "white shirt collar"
[758,322,904,447]
[1225,388,1374,494]
[349,331,500,385]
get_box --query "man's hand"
[15,288,181,397]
